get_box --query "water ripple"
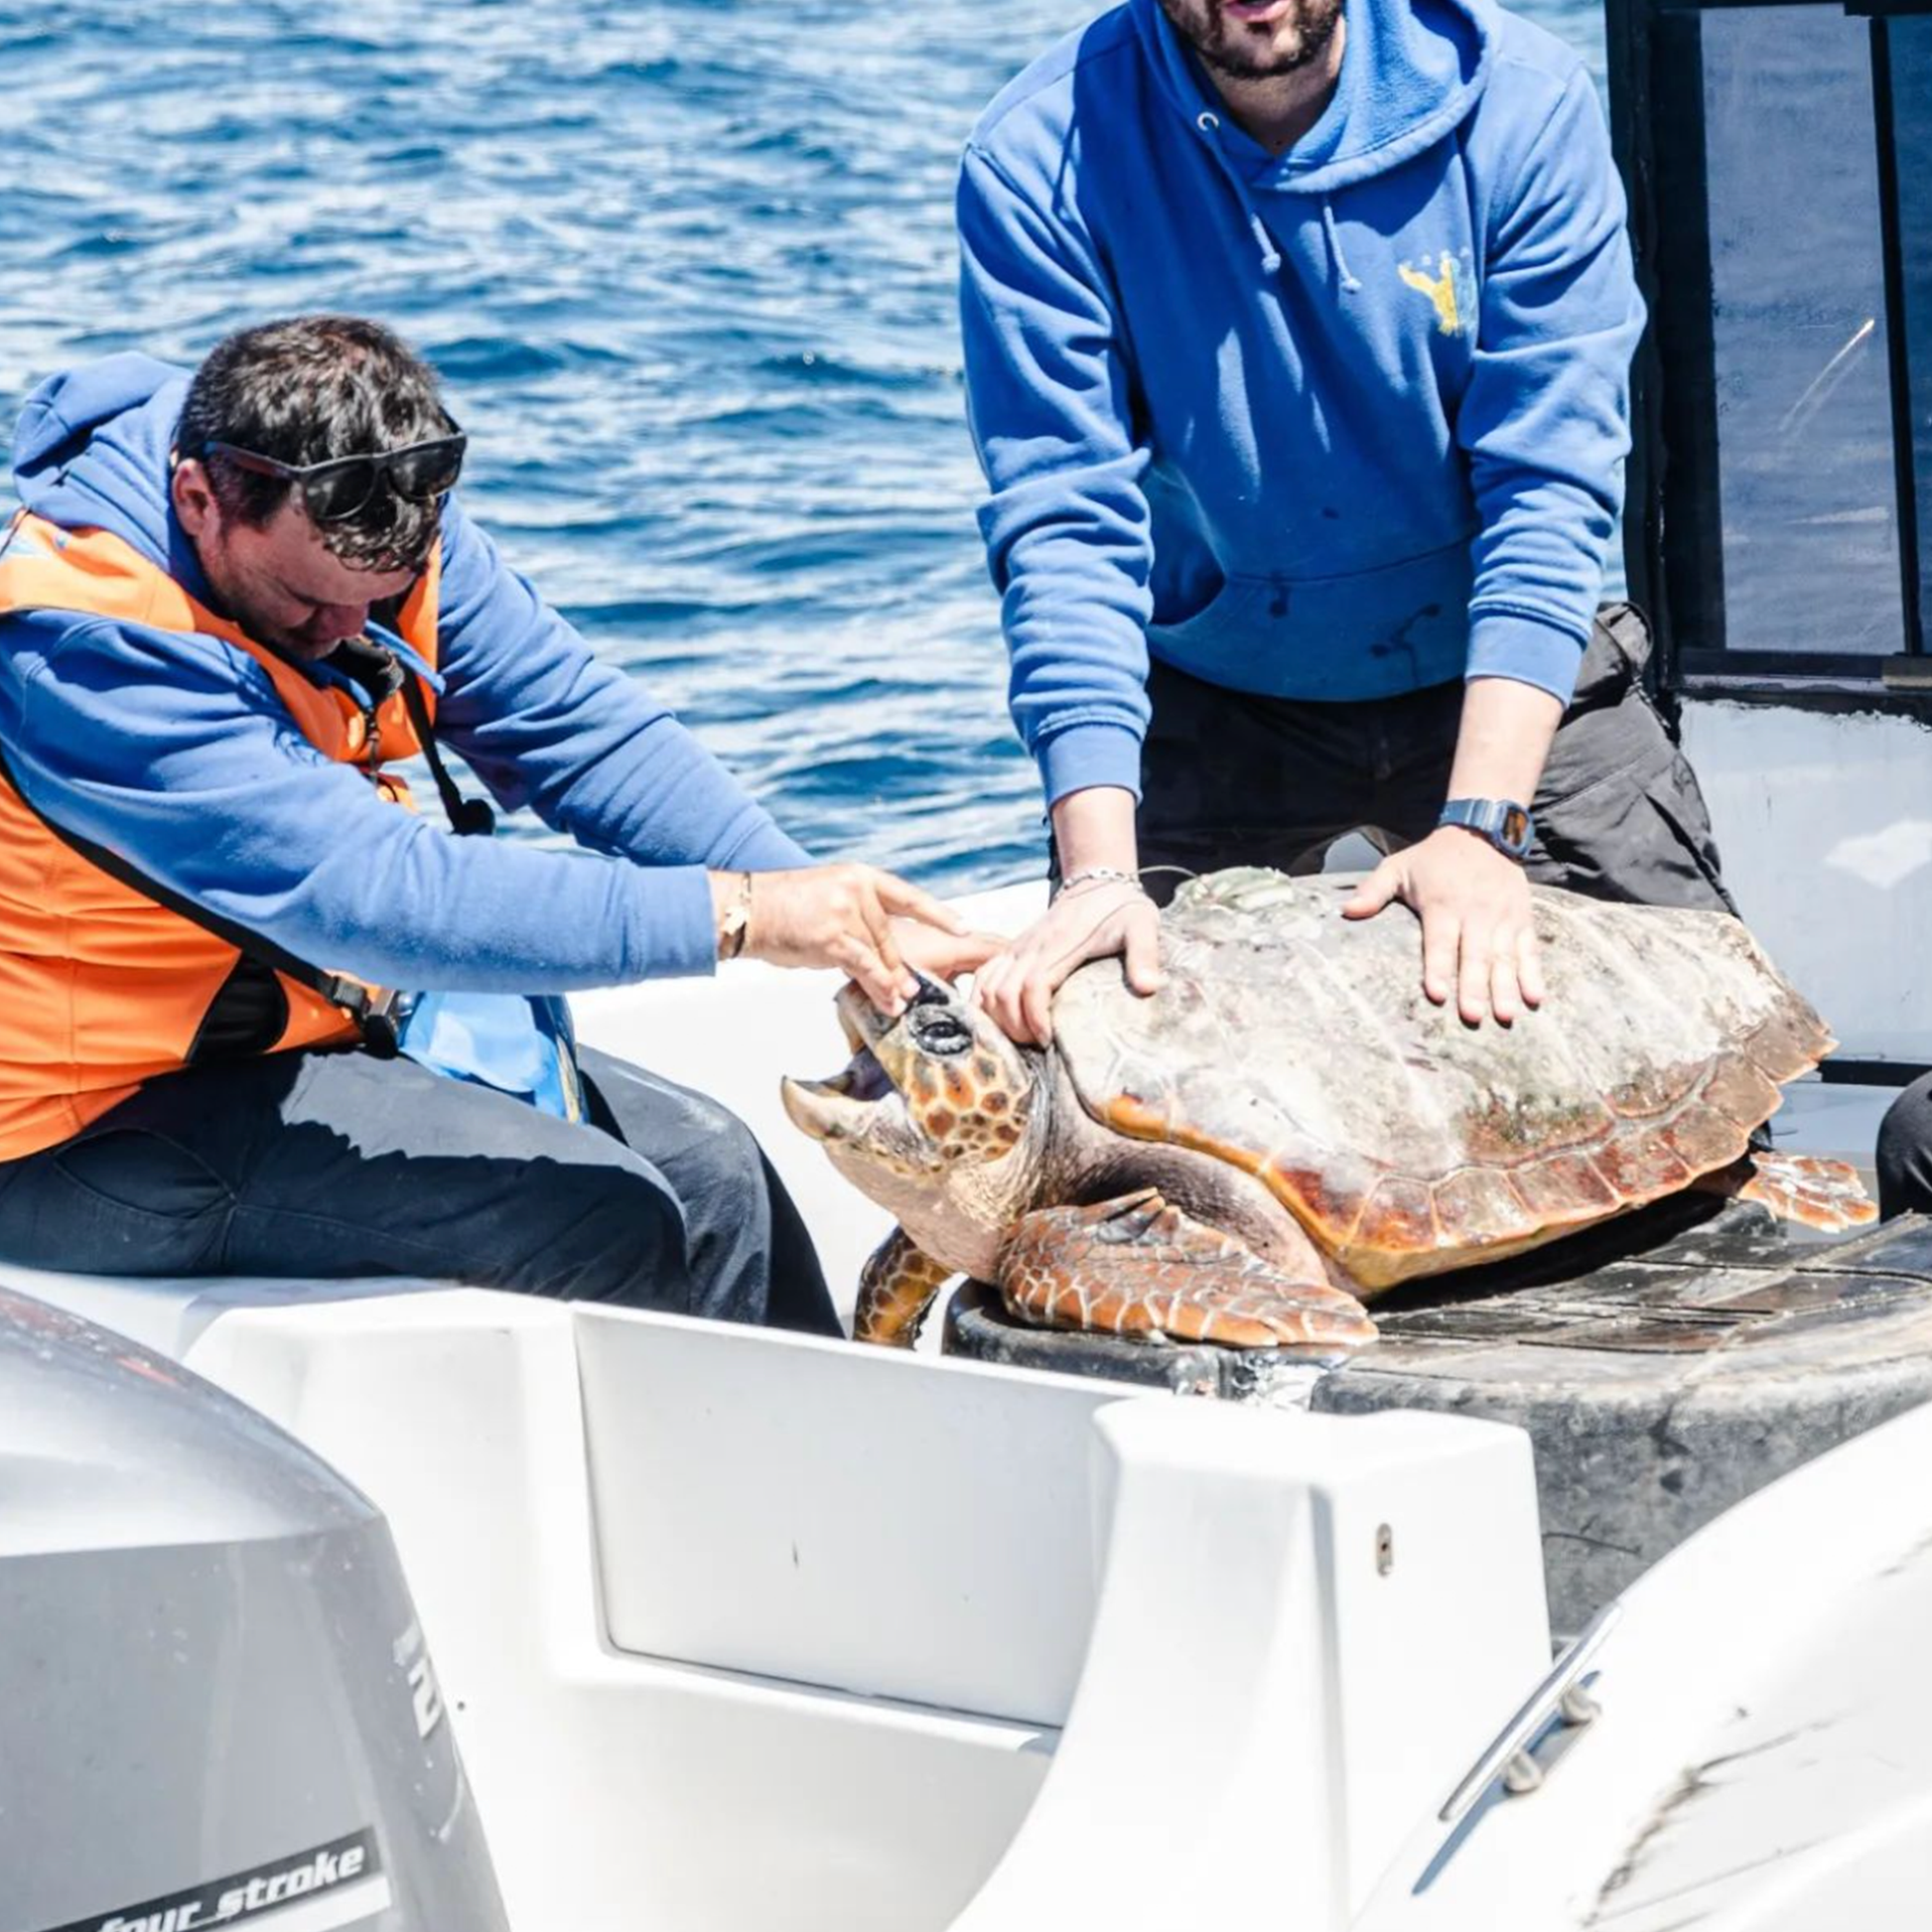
[0,0,1600,890]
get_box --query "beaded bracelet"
[1056,865,1146,897]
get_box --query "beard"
[1159,0,1345,80]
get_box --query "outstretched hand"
[718,864,991,1016]
[894,913,1006,989]
[1340,828,1543,1026]
[971,878,1163,1045]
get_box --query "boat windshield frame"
[1608,0,1932,705]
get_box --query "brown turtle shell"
[1051,871,1834,1294]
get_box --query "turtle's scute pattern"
[1002,1192,1377,1348]
[1051,876,1836,1293]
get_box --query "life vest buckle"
[320,976,409,1059]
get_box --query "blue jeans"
[0,1043,837,1334]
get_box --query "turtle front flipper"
[998,1189,1377,1351]
[854,1227,957,1347]
[1710,1151,1879,1231]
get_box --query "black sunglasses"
[200,419,468,525]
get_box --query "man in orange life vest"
[0,314,990,1333]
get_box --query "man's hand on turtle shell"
[726,864,978,1017]
[972,878,1163,1046]
[1340,828,1545,1027]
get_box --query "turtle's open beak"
[780,1042,899,1144]
[780,1075,857,1143]
[835,978,897,1052]
[782,981,914,1144]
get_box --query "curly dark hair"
[175,315,454,575]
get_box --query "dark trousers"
[0,1043,838,1335]
[1131,604,1737,916]
[1878,1075,1932,1218]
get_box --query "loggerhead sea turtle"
[781,869,1875,1352]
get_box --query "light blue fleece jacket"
[960,0,1645,805]
[0,354,809,993]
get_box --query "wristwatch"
[1438,797,1535,861]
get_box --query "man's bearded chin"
[1162,0,1344,78]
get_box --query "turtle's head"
[782,975,1040,1182]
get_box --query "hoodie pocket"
[1149,539,1475,699]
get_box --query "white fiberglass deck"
[16,1159,1932,1930]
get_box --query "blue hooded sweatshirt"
[0,354,809,994]
[959,0,1645,806]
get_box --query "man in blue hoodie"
[960,0,1733,1045]
[0,315,989,1333]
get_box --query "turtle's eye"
[909,1008,973,1056]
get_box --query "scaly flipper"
[1696,1151,1878,1231]
[998,1188,1377,1350]
[853,1227,956,1347]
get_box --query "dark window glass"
[1699,7,1904,656]
[1893,20,1932,651]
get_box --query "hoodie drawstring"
[1194,110,1282,277]
[1321,197,1363,294]
[1192,109,1360,298]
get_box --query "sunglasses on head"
[200,418,468,525]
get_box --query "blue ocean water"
[0,0,1603,893]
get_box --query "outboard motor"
[0,1288,508,1932]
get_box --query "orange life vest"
[0,512,442,1161]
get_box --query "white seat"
[0,1257,455,1357]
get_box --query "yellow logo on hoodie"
[1399,251,1476,339]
